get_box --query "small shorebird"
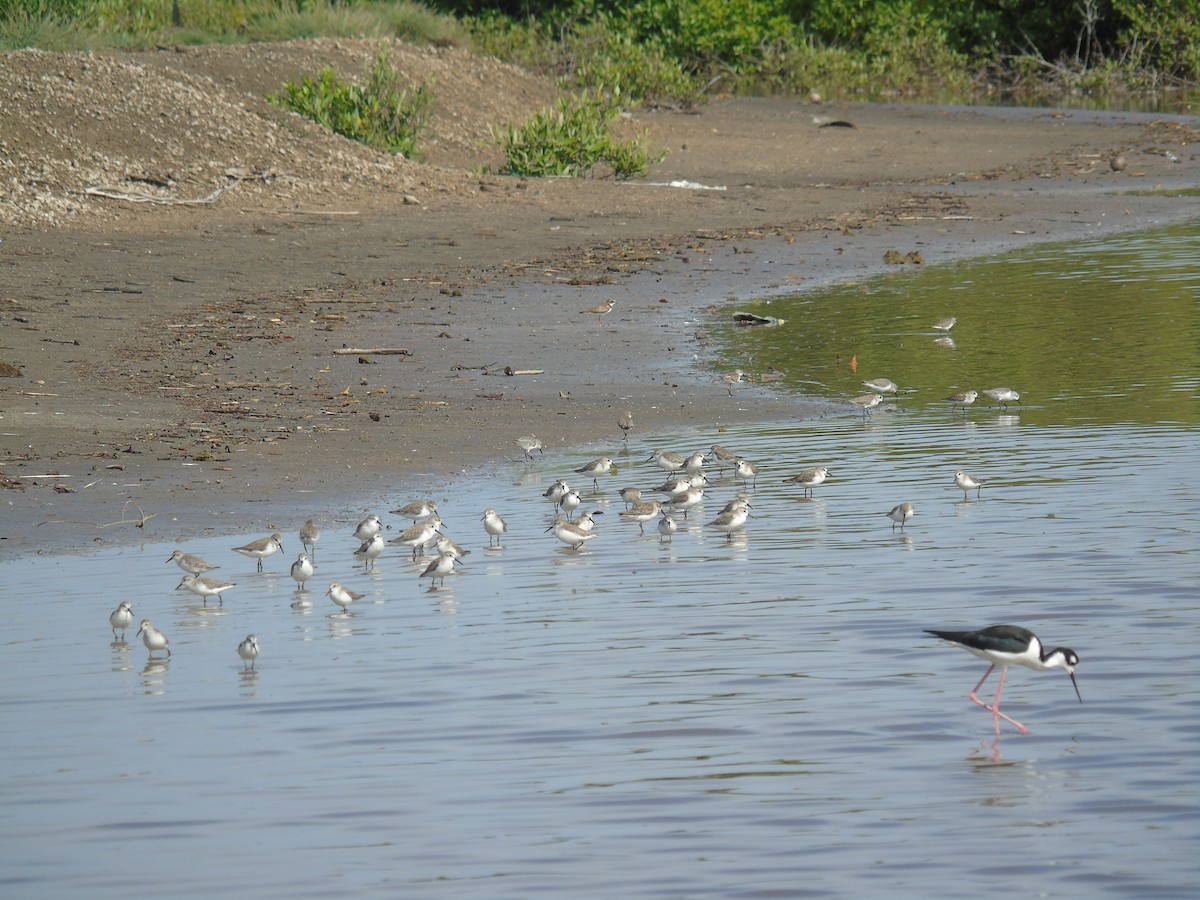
[707,444,740,474]
[575,456,614,489]
[983,387,1021,410]
[944,389,979,415]
[327,581,364,613]
[722,369,745,395]
[954,470,985,500]
[925,625,1082,736]
[585,298,615,322]
[290,552,315,589]
[353,515,382,541]
[109,601,134,639]
[388,515,444,560]
[136,619,170,658]
[618,410,634,441]
[666,486,704,519]
[558,488,582,520]
[706,501,751,541]
[886,502,914,531]
[862,377,899,394]
[784,466,830,498]
[618,486,643,508]
[734,458,758,488]
[851,393,884,418]
[543,479,569,507]
[232,533,284,572]
[575,510,603,532]
[420,550,462,587]
[648,448,687,474]
[299,519,320,560]
[177,573,236,606]
[390,500,438,522]
[657,512,678,542]
[932,316,957,331]
[620,500,662,534]
[355,532,385,570]
[237,634,259,671]
[166,549,220,575]
[516,435,544,460]
[547,518,598,551]
[429,534,470,560]
[482,508,507,545]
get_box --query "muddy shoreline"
[2,87,1197,559]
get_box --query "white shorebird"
[944,389,979,414]
[109,601,134,639]
[862,377,899,394]
[851,393,884,418]
[734,458,759,488]
[954,470,985,500]
[543,479,569,507]
[177,573,236,606]
[136,619,170,658]
[886,502,914,531]
[327,581,364,613]
[666,486,704,519]
[388,515,444,560]
[683,451,706,476]
[657,512,678,542]
[619,500,662,534]
[429,534,470,560]
[932,316,957,331]
[925,625,1082,737]
[575,510,604,532]
[618,486,643,508]
[516,435,544,459]
[390,499,438,522]
[547,518,598,551]
[575,456,614,489]
[707,444,740,473]
[706,501,751,541]
[648,449,687,474]
[165,549,219,575]
[299,519,320,560]
[420,550,462,587]
[558,488,582,520]
[784,466,830,498]
[290,552,315,589]
[238,634,259,671]
[353,514,382,541]
[482,508,507,545]
[232,533,284,572]
[355,532,385,570]
[983,387,1021,410]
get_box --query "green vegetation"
[268,46,433,158]
[492,88,665,178]
[2,0,1194,174]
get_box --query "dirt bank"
[1,39,1196,557]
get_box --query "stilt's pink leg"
[967,664,995,709]
[987,668,1029,735]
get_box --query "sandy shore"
[1,90,1196,558]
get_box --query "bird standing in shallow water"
[300,519,320,560]
[238,634,259,671]
[886,502,914,530]
[925,625,1081,736]
[983,387,1021,410]
[954,470,985,500]
[231,533,284,572]
[618,410,634,441]
[109,601,133,639]
[136,620,170,658]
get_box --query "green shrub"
[493,89,665,178]
[268,45,433,158]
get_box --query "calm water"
[2,226,1198,898]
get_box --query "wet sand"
[1,98,1196,558]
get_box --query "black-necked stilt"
[926,624,1082,736]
